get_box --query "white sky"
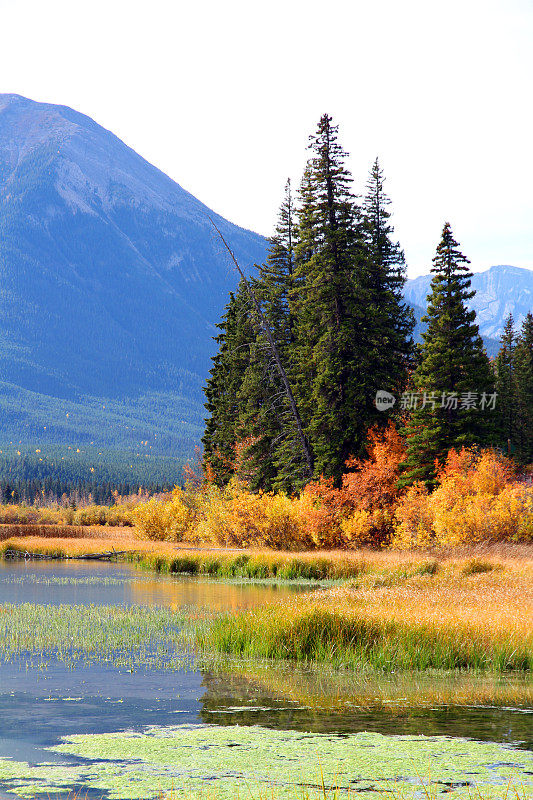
[0,0,531,277]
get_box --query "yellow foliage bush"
[391,482,434,549]
[257,493,309,549]
[194,481,313,550]
[340,508,394,548]
[132,495,191,542]
[0,503,134,527]
[193,481,258,547]
[0,505,52,524]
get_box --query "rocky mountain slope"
[404,265,533,350]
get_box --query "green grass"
[129,551,369,581]
[0,602,199,670]
[462,558,502,576]
[196,606,533,672]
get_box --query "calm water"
[0,561,531,797]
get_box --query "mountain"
[1,94,531,487]
[0,94,267,481]
[404,265,533,354]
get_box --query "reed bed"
[43,780,533,800]
[196,560,533,672]
[0,602,199,670]
[0,524,86,540]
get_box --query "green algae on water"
[1,725,532,799]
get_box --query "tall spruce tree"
[235,181,306,492]
[260,179,296,349]
[202,282,256,486]
[494,314,517,455]
[400,222,496,487]
[514,312,533,464]
[289,114,367,481]
[360,158,414,421]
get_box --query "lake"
[0,560,531,799]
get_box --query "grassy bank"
[2,531,532,674]
[198,606,533,671]
[2,529,531,580]
[196,558,533,672]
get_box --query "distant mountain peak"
[404,264,533,348]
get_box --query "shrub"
[392,448,533,548]
[391,482,434,549]
[132,495,191,542]
[340,508,394,548]
[194,481,314,550]
[341,422,405,513]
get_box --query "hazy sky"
[0,0,531,277]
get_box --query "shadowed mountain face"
[0,94,267,464]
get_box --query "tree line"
[203,114,533,493]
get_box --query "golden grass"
[1,524,531,560]
[328,562,533,640]
[197,555,533,671]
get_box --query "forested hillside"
[0,93,267,485]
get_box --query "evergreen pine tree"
[202,282,255,486]
[290,114,367,481]
[400,223,496,487]
[514,312,533,464]
[233,180,309,492]
[360,158,414,420]
[494,314,517,454]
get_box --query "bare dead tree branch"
[208,217,314,479]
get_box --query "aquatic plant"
[0,602,198,670]
[0,725,531,799]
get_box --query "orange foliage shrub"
[333,422,405,547]
[194,423,407,549]
[392,447,533,548]
[342,422,406,512]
